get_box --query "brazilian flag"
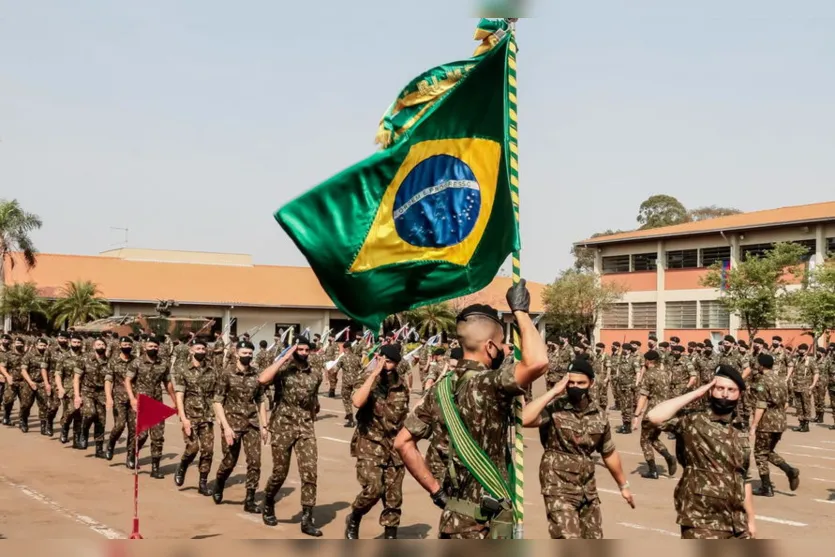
[276,20,519,329]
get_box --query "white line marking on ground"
[617,522,677,537]
[791,444,835,452]
[813,477,835,483]
[321,436,350,444]
[819,441,835,445]
[0,475,124,539]
[814,499,835,505]
[237,513,267,526]
[618,450,643,457]
[755,515,807,527]
[782,451,835,461]
[599,488,622,495]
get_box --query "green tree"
[687,205,742,222]
[0,282,48,331]
[402,302,457,338]
[0,200,43,329]
[50,280,112,327]
[637,194,688,230]
[542,269,626,339]
[785,262,835,345]
[700,242,807,341]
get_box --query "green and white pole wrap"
[505,19,524,539]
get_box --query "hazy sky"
[2,1,834,284]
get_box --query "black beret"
[146,336,162,345]
[595,342,605,348]
[753,338,765,345]
[631,340,642,347]
[14,337,25,343]
[697,342,705,348]
[433,348,445,356]
[380,344,402,363]
[295,336,311,347]
[738,340,748,349]
[687,341,697,348]
[658,341,670,348]
[798,343,809,351]
[236,340,255,350]
[57,331,68,339]
[457,304,502,327]
[343,341,353,349]
[120,336,132,343]
[1,334,11,341]
[450,347,464,360]
[829,343,835,349]
[724,335,736,343]
[817,346,826,354]
[644,350,660,362]
[671,345,685,353]
[757,353,774,369]
[704,340,714,348]
[772,336,782,342]
[191,338,207,347]
[612,341,621,347]
[567,358,594,380]
[670,336,681,343]
[648,334,658,341]
[714,364,746,392]
[69,333,83,341]
[36,337,48,344]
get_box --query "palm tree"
[0,200,43,330]
[50,281,112,328]
[405,302,457,338]
[0,282,48,331]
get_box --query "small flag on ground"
[136,394,177,435]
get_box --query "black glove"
[431,488,448,510]
[506,278,530,313]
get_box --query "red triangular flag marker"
[136,394,177,435]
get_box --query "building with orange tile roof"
[2,248,545,345]
[574,201,835,346]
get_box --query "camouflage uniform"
[1,349,26,422]
[546,344,572,390]
[126,355,172,458]
[617,352,641,428]
[753,369,789,478]
[214,363,264,490]
[254,348,272,371]
[21,348,54,427]
[349,368,410,527]
[425,359,444,388]
[404,360,523,539]
[106,354,136,452]
[263,360,322,506]
[324,343,340,392]
[336,351,363,418]
[791,354,818,423]
[308,351,326,391]
[54,349,84,439]
[663,411,751,539]
[211,339,225,370]
[590,352,610,411]
[638,366,674,466]
[668,355,696,398]
[827,354,835,425]
[172,343,191,369]
[814,352,829,420]
[76,353,110,443]
[538,396,615,538]
[172,358,217,474]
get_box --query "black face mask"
[71,345,81,352]
[121,347,133,356]
[293,352,309,363]
[94,348,106,356]
[567,387,588,405]
[15,346,24,353]
[709,396,737,415]
[58,340,68,348]
[146,349,159,358]
[193,352,207,362]
[488,343,505,370]
[37,348,46,354]
[238,356,253,366]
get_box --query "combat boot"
[344,511,362,539]
[2,406,11,426]
[262,495,278,527]
[19,418,28,433]
[662,451,678,476]
[212,475,228,504]
[126,451,136,470]
[105,438,116,461]
[174,455,194,487]
[198,473,212,496]
[243,488,259,514]
[40,420,46,435]
[801,420,810,432]
[383,526,397,539]
[640,461,659,479]
[301,506,322,537]
[328,389,336,398]
[150,457,164,479]
[753,475,774,497]
[60,423,70,444]
[814,411,824,423]
[779,462,800,491]
[79,431,89,450]
[45,420,54,437]
[345,414,355,428]
[95,441,106,459]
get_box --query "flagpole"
[130,396,142,539]
[505,17,525,540]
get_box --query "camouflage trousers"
[591,375,610,412]
[754,431,787,477]
[543,495,603,539]
[618,381,637,425]
[264,429,317,506]
[81,389,107,443]
[59,391,82,436]
[814,376,829,415]
[640,420,669,463]
[794,388,813,421]
[18,382,46,424]
[2,381,23,416]
[137,420,165,459]
[680,526,750,539]
[108,396,135,450]
[830,387,835,420]
[182,421,214,474]
[216,426,261,491]
[351,460,404,527]
[327,366,339,393]
[40,381,60,422]
[342,382,354,417]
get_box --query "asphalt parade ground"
[1,382,834,539]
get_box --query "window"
[666,301,697,329]
[274,323,301,339]
[602,303,629,329]
[828,237,835,257]
[700,246,731,267]
[666,249,699,269]
[700,300,730,328]
[792,239,816,261]
[602,255,630,274]
[632,253,658,272]
[741,243,775,260]
[631,302,657,329]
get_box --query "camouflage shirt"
[669,356,697,393]
[619,352,641,383]
[539,396,615,504]
[791,355,818,389]
[254,349,272,371]
[214,364,263,431]
[770,348,790,377]
[172,344,191,368]
[1,349,26,382]
[126,355,171,400]
[664,411,751,533]
[309,352,326,376]
[426,360,445,384]
[22,348,52,382]
[639,366,672,415]
[105,354,136,400]
[351,368,410,466]
[76,353,110,392]
[754,370,787,433]
[336,352,363,389]
[269,359,322,435]
[57,349,85,391]
[172,358,217,422]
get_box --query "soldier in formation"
[632,351,677,479]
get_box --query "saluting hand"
[551,374,570,397]
[696,378,717,398]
